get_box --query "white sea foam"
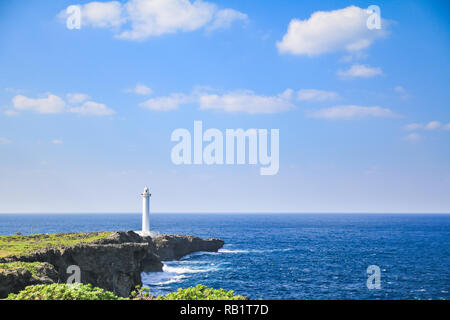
[145,247,294,290]
[218,249,250,254]
[180,251,219,260]
[144,259,223,288]
[163,265,207,274]
[153,274,186,285]
[162,263,220,274]
[177,260,208,264]
[218,248,293,254]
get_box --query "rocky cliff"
[0,231,224,298]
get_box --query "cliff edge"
[0,231,224,298]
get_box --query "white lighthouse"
[141,187,151,234]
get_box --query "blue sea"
[0,214,449,300]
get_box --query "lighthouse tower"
[141,187,151,234]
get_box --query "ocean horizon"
[1,213,448,300]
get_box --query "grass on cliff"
[4,283,127,300]
[0,232,112,258]
[0,261,48,277]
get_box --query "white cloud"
[84,1,124,27]
[0,137,12,144]
[297,89,339,102]
[207,8,248,31]
[139,93,191,111]
[70,101,116,116]
[394,85,410,100]
[339,51,368,63]
[66,93,90,104]
[308,105,398,120]
[11,93,114,116]
[276,6,386,56]
[4,109,20,117]
[198,89,295,114]
[404,121,450,132]
[52,139,64,145]
[119,0,216,39]
[58,1,124,28]
[60,0,247,40]
[139,88,296,114]
[394,86,406,94]
[4,88,23,94]
[403,133,422,142]
[12,94,66,114]
[337,64,382,78]
[127,84,152,95]
[403,123,423,131]
[424,121,441,131]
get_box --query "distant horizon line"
[0,212,449,215]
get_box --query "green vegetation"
[4,283,127,300]
[0,232,112,258]
[157,284,248,300]
[0,261,49,278]
[130,285,152,299]
[3,283,247,300]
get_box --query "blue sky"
[0,0,449,213]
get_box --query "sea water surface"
[0,214,448,300]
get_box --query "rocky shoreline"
[0,231,224,298]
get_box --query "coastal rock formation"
[0,231,224,298]
[0,262,58,298]
[151,235,225,260]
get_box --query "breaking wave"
[162,264,215,274]
[218,248,293,254]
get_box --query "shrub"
[4,283,127,300]
[131,285,152,299]
[4,283,246,300]
[157,284,247,300]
